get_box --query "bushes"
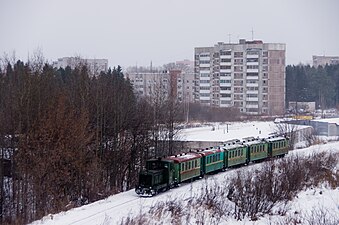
[120,150,339,224]
[227,151,339,220]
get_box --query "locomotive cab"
[135,159,175,196]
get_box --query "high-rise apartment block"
[53,57,108,76]
[313,55,339,67]
[194,39,286,115]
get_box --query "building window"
[234,52,243,58]
[220,73,231,77]
[220,66,231,70]
[234,66,243,72]
[220,51,232,56]
[247,73,258,76]
[246,58,258,62]
[247,65,259,69]
[247,51,259,55]
[221,94,231,98]
[221,58,231,62]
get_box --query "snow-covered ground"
[30,121,339,225]
[178,121,309,142]
[178,121,275,142]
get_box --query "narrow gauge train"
[135,135,289,196]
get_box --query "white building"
[125,70,194,103]
[313,55,339,67]
[194,39,286,115]
[53,57,108,76]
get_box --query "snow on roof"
[166,152,202,163]
[195,147,223,156]
[312,117,339,125]
[265,136,287,142]
[242,138,263,145]
[221,142,245,150]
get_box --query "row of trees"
[286,64,339,110]
[0,56,186,224]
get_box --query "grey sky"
[1,0,338,68]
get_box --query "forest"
[0,56,186,224]
[286,64,339,110]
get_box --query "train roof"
[241,137,264,146]
[221,141,246,150]
[194,147,223,156]
[265,136,287,142]
[166,152,202,163]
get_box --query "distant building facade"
[53,57,108,76]
[313,55,339,67]
[125,70,194,103]
[194,39,286,115]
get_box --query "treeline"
[286,64,339,109]
[0,59,184,224]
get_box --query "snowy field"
[30,121,339,225]
[179,121,275,142]
[178,121,309,142]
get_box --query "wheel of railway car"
[151,190,158,196]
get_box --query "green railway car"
[266,136,289,157]
[222,140,248,167]
[136,135,290,197]
[195,147,224,175]
[243,137,268,162]
[166,152,202,183]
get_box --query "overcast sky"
[1,0,339,68]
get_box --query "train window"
[185,162,188,170]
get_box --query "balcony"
[246,83,259,87]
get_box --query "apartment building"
[125,70,194,103]
[313,55,339,67]
[194,39,286,115]
[53,57,108,76]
